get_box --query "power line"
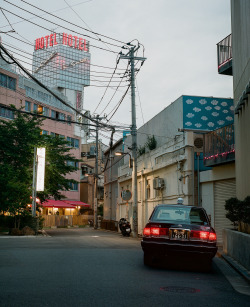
[2,2,123,52]
[0,0,93,30]
[19,0,127,46]
[0,43,115,130]
[4,34,127,71]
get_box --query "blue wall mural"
[183,96,234,130]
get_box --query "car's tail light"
[143,227,169,237]
[143,228,151,236]
[190,230,216,242]
[208,232,216,241]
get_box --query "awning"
[41,200,76,208]
[64,200,90,208]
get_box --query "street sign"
[121,190,132,201]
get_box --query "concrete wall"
[223,229,250,271]
[125,96,183,150]
[231,0,250,200]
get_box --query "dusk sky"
[0,0,233,143]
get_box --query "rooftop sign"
[34,33,89,52]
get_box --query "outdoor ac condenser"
[153,178,165,190]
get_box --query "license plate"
[170,229,189,240]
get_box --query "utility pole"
[120,44,146,237]
[93,115,106,229]
[94,115,99,229]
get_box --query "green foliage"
[242,196,250,224]
[146,135,157,150]
[225,196,250,230]
[97,204,103,216]
[138,145,146,156]
[225,197,242,227]
[0,107,80,222]
[137,135,157,157]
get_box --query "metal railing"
[217,34,232,68]
[203,124,235,166]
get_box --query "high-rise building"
[32,32,91,143]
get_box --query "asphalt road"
[0,228,249,307]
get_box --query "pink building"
[0,62,81,205]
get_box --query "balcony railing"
[203,124,235,167]
[217,34,232,75]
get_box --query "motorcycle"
[118,218,131,237]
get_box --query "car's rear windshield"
[151,206,209,225]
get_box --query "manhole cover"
[160,286,200,293]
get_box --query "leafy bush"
[225,197,242,227]
[138,145,146,156]
[225,196,250,232]
[242,196,250,224]
[146,135,157,150]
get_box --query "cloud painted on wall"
[183,96,234,131]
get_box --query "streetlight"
[115,151,132,168]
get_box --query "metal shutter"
[214,179,236,246]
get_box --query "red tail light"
[190,230,216,242]
[143,228,151,236]
[143,227,168,236]
[208,232,216,241]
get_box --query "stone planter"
[223,228,250,271]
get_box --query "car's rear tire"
[144,253,153,266]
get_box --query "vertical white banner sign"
[36,148,46,191]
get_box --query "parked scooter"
[118,218,131,237]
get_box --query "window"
[51,110,56,118]
[68,182,78,191]
[25,101,31,112]
[50,132,55,136]
[0,73,16,91]
[151,206,209,226]
[33,104,38,112]
[67,161,79,168]
[0,106,14,119]
[42,130,49,135]
[8,77,16,91]
[59,113,65,121]
[67,137,79,148]
[0,73,7,87]
[43,107,49,117]
[67,115,72,125]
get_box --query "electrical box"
[153,178,165,190]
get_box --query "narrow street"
[0,228,249,307]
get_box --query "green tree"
[0,107,80,217]
[0,109,43,215]
[37,134,80,203]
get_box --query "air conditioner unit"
[153,178,165,190]
[194,135,204,153]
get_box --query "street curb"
[218,252,250,284]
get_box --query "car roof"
[155,204,203,209]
